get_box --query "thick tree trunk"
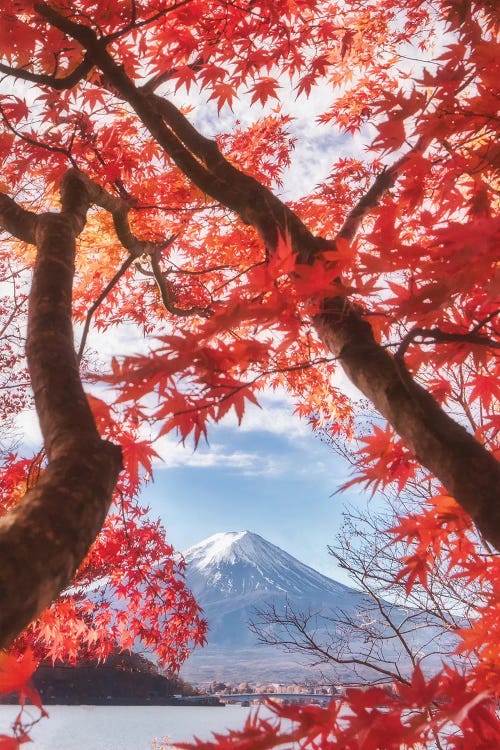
[0,171,122,648]
[314,299,500,548]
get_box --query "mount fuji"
[184,530,355,603]
[179,531,455,684]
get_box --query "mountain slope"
[181,531,370,682]
[180,531,458,685]
[184,530,354,601]
[183,531,365,660]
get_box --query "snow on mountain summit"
[184,531,255,569]
[183,530,351,600]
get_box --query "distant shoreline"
[0,696,224,707]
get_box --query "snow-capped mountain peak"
[183,530,351,600]
[184,531,254,569]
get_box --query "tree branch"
[0,102,78,166]
[251,602,412,686]
[0,56,92,90]
[34,1,326,260]
[103,0,197,44]
[150,247,212,318]
[140,55,205,94]
[337,138,428,242]
[395,325,500,359]
[0,193,37,244]
[33,2,500,550]
[73,171,159,256]
[314,299,500,548]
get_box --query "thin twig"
[0,103,78,167]
[150,248,212,318]
[77,254,135,363]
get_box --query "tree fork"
[0,171,122,649]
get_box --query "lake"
[0,705,280,749]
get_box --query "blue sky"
[141,392,363,585]
[16,388,364,585]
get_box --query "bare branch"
[77,254,136,363]
[0,56,92,90]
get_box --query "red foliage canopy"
[0,0,498,746]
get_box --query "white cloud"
[155,437,257,471]
[13,408,42,450]
[82,321,152,361]
[169,70,366,201]
[153,426,316,477]
[221,396,310,439]
[153,425,332,479]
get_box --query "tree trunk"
[314,298,500,548]
[0,171,122,648]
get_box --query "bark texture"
[314,300,500,548]
[0,171,122,648]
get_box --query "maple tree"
[0,0,499,747]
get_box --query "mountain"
[184,530,355,603]
[182,531,363,662]
[180,531,458,685]
[181,531,366,683]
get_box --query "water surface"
[0,705,271,749]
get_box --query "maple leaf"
[266,231,297,280]
[248,78,281,107]
[372,117,406,152]
[342,424,417,495]
[396,664,441,707]
[1,98,29,124]
[208,83,236,113]
[0,737,20,750]
[0,649,38,695]
[395,553,430,594]
[469,373,500,411]
[120,434,160,488]
[340,30,355,60]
